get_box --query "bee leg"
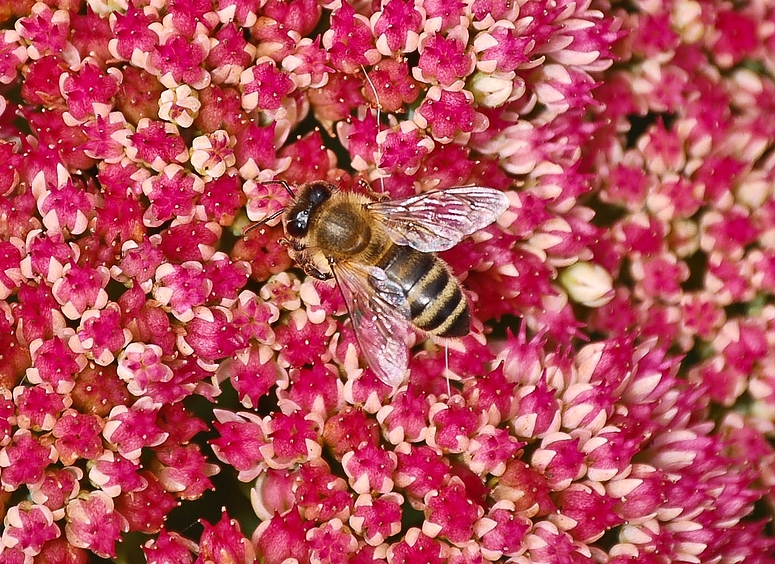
[445,344,451,397]
[358,178,390,202]
[281,241,328,280]
[360,64,386,195]
[281,238,308,253]
[305,265,332,281]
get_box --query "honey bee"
[255,180,510,387]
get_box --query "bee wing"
[366,186,510,252]
[332,260,412,388]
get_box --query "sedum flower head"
[0,0,772,561]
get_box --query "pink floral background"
[0,0,774,561]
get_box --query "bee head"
[285,181,333,238]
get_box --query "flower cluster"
[0,0,773,562]
[587,0,775,452]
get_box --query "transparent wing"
[366,186,510,252]
[332,261,412,388]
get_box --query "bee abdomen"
[377,245,470,338]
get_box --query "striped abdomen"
[375,243,470,337]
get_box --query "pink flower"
[153,443,220,500]
[210,410,267,481]
[88,451,145,498]
[233,122,285,180]
[423,476,485,545]
[198,510,256,564]
[115,470,179,534]
[103,398,168,461]
[252,509,313,564]
[475,24,530,73]
[108,5,159,64]
[64,492,128,558]
[306,518,359,563]
[117,342,173,396]
[15,4,78,64]
[0,240,24,300]
[149,34,211,89]
[81,112,130,162]
[164,0,219,39]
[115,66,166,123]
[293,460,352,521]
[322,2,380,73]
[0,30,28,84]
[51,410,103,465]
[60,59,121,125]
[250,467,295,520]
[70,9,113,66]
[427,395,487,453]
[14,384,64,432]
[200,173,248,224]
[141,164,204,225]
[228,344,285,407]
[416,33,475,87]
[153,261,213,321]
[142,528,197,564]
[377,387,433,444]
[711,9,759,68]
[465,426,523,476]
[476,501,530,560]
[274,308,335,367]
[376,121,434,175]
[159,84,202,128]
[126,119,189,172]
[387,528,450,563]
[26,336,85,394]
[350,492,403,545]
[207,23,256,84]
[190,130,236,178]
[1,503,60,556]
[395,444,450,504]
[281,363,344,417]
[1,0,774,560]
[342,442,398,495]
[371,0,423,55]
[260,409,322,469]
[358,58,419,113]
[180,306,247,361]
[72,304,132,365]
[33,177,94,236]
[240,58,296,112]
[153,220,220,263]
[416,87,486,142]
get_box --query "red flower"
[1,0,773,560]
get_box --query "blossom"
[0,0,773,561]
[2,502,61,557]
[65,491,128,558]
[111,471,177,532]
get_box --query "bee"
[253,180,509,388]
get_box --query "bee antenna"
[243,179,295,236]
[243,208,285,236]
[259,179,296,198]
[360,64,385,194]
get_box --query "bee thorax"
[315,203,372,256]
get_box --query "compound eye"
[309,184,331,206]
[286,210,309,238]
